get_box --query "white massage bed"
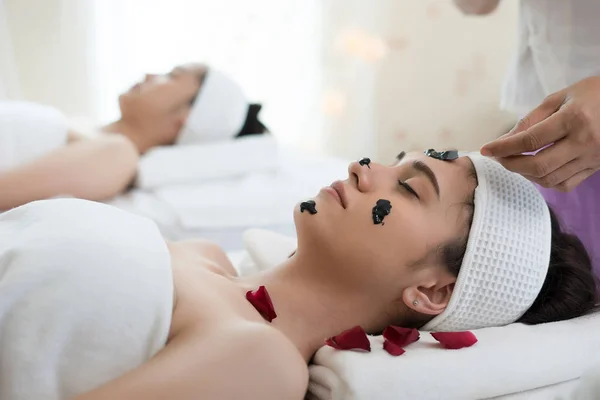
[106,190,297,251]
[106,143,348,251]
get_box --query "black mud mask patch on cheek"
[372,199,392,225]
[359,157,371,168]
[300,200,317,215]
[424,149,458,161]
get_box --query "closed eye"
[398,180,420,199]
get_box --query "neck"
[101,120,152,154]
[237,252,391,362]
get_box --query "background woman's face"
[118,63,206,127]
[294,152,477,290]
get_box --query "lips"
[330,181,347,209]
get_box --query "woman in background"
[0,63,267,210]
[0,151,596,399]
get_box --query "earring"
[412,300,419,306]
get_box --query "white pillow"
[135,135,278,189]
[235,228,296,276]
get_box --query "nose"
[348,160,373,193]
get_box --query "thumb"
[502,91,565,140]
[482,92,565,156]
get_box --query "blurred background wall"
[1,0,519,160]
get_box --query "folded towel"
[0,101,69,171]
[307,310,600,400]
[135,135,278,189]
[0,199,173,400]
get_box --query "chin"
[293,200,340,254]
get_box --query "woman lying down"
[0,151,596,399]
[0,63,267,211]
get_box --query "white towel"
[0,199,173,400]
[0,101,69,171]
[307,310,600,400]
[136,135,278,189]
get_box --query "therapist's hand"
[481,76,600,192]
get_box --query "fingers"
[494,91,565,143]
[521,157,586,189]
[494,140,577,179]
[545,168,595,192]
[506,93,565,139]
[481,110,568,157]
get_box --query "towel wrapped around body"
[0,101,70,172]
[0,199,173,400]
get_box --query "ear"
[401,269,456,316]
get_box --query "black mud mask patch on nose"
[359,157,371,168]
[424,149,458,161]
[372,199,392,225]
[300,200,317,215]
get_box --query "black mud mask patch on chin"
[358,157,371,168]
[300,200,317,215]
[372,199,392,225]
[424,149,458,161]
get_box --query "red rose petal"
[383,339,406,356]
[325,326,371,352]
[430,331,478,349]
[246,286,277,322]
[382,326,420,348]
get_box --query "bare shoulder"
[167,239,238,276]
[225,323,309,399]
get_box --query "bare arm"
[0,134,138,210]
[453,0,500,15]
[74,324,308,400]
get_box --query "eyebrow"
[412,160,440,198]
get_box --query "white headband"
[422,153,552,332]
[176,68,248,145]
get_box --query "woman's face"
[295,151,477,311]
[119,63,205,131]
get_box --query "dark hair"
[518,209,598,323]
[236,103,269,138]
[442,206,598,325]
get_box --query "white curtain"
[0,0,20,100]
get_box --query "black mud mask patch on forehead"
[372,199,392,225]
[300,200,317,215]
[424,149,458,161]
[358,157,371,168]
